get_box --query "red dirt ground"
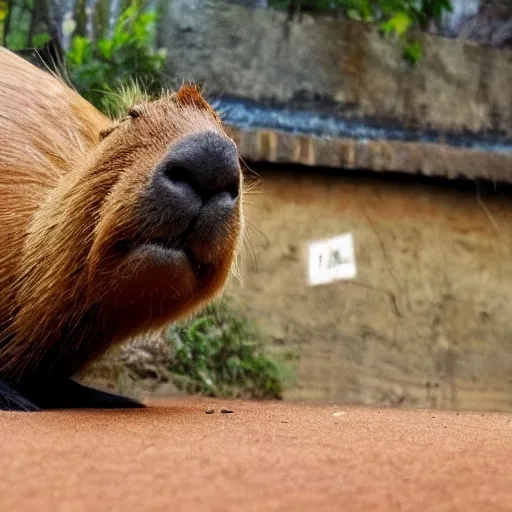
[0,397,511,511]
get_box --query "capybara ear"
[175,84,219,120]
[175,84,208,108]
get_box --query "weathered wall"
[227,170,512,412]
[226,126,512,183]
[153,0,512,412]
[159,0,512,137]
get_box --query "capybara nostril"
[147,130,241,240]
[160,130,241,203]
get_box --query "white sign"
[308,233,357,286]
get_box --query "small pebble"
[333,411,345,417]
[205,409,215,414]
[221,409,233,414]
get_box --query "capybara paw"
[8,378,144,410]
[60,380,145,410]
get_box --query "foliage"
[164,299,289,400]
[0,0,165,113]
[67,3,166,112]
[402,38,423,63]
[268,0,453,64]
[0,0,6,41]
[2,0,39,49]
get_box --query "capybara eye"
[127,108,141,119]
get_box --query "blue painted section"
[212,97,512,156]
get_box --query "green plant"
[402,38,423,64]
[67,2,166,112]
[378,1,451,64]
[165,299,290,399]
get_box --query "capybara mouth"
[122,233,216,279]
[143,237,199,267]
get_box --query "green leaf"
[97,39,113,59]
[403,39,423,64]
[32,33,50,48]
[381,11,412,36]
[68,35,91,66]
[0,1,6,22]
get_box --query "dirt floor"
[1,398,511,511]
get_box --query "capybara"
[0,48,243,411]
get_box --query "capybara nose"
[161,130,240,203]
[148,131,241,239]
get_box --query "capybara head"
[0,58,244,378]
[84,86,243,330]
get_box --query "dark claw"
[0,378,144,411]
[0,380,40,411]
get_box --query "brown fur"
[0,48,243,381]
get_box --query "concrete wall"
[226,126,512,183]
[227,169,512,412]
[154,0,512,412]
[159,0,512,137]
